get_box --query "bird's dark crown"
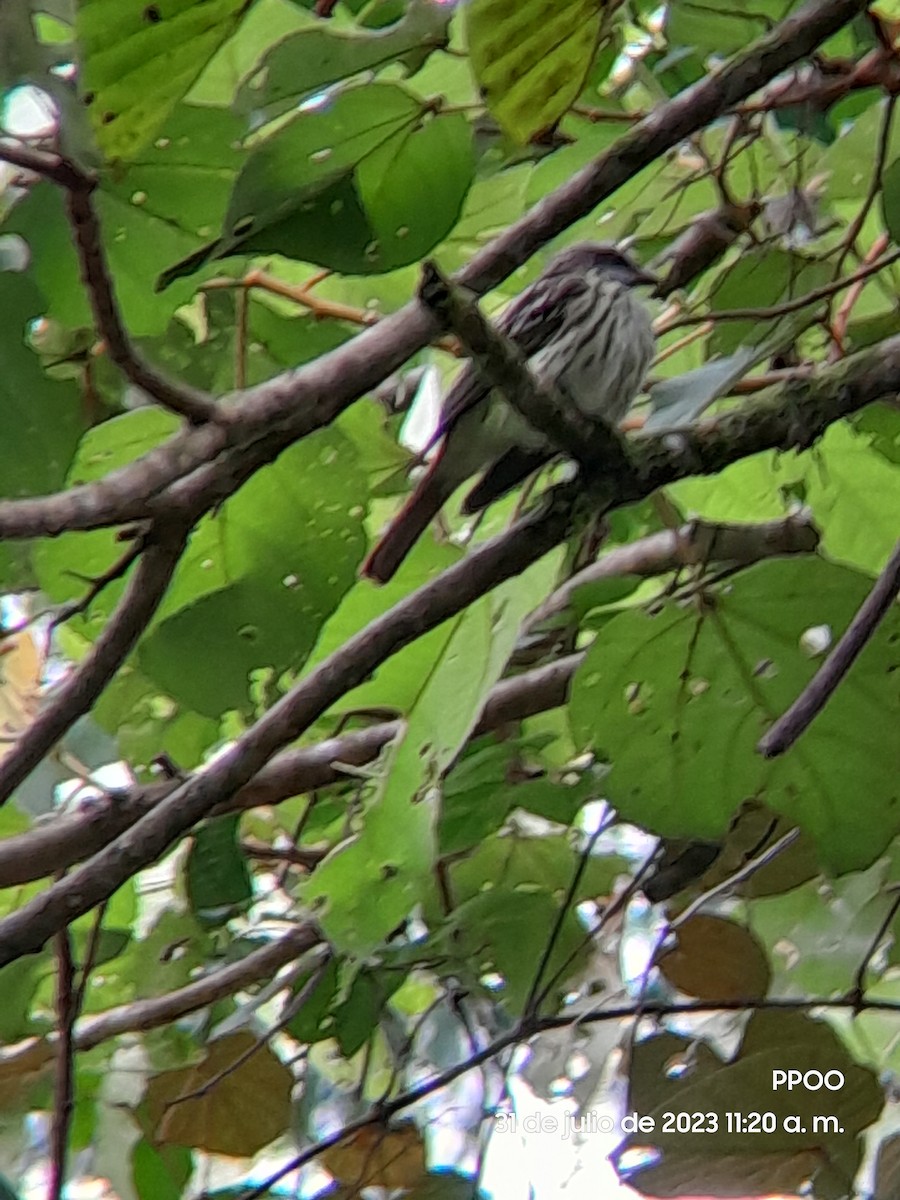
[548,241,656,288]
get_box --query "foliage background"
[0,0,899,1198]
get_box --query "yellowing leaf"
[0,631,42,756]
[466,0,607,144]
[77,0,252,161]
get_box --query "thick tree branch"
[759,536,900,758]
[75,924,320,1052]
[0,493,577,962]
[625,335,900,498]
[527,512,821,628]
[0,522,189,805]
[0,338,895,963]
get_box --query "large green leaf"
[158,83,474,283]
[138,427,367,716]
[466,0,608,144]
[802,420,900,575]
[569,557,900,873]
[304,550,559,955]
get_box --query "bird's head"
[551,242,658,291]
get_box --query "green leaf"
[138,426,367,716]
[666,0,801,57]
[669,449,792,524]
[304,536,463,715]
[7,104,244,334]
[441,832,626,1010]
[0,271,82,503]
[285,956,340,1045]
[708,248,831,357]
[881,156,900,243]
[186,815,253,921]
[237,0,451,116]
[803,421,900,575]
[569,557,900,874]
[466,0,607,144]
[132,1138,193,1200]
[33,408,181,630]
[77,0,253,160]
[159,83,474,284]
[303,551,557,955]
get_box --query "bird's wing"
[439,271,591,434]
[461,447,551,513]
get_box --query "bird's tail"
[360,446,458,584]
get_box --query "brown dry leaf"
[323,1123,427,1191]
[658,913,771,1001]
[0,632,42,759]
[146,1031,292,1157]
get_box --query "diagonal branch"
[0,521,189,806]
[759,536,900,758]
[0,337,895,964]
[75,923,320,1052]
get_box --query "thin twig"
[49,540,144,632]
[759,536,900,757]
[848,886,900,1007]
[65,187,219,424]
[830,232,891,358]
[522,818,613,1018]
[0,521,189,805]
[49,918,76,1200]
[659,247,900,330]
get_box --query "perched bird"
[360,242,656,584]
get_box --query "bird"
[360,242,656,584]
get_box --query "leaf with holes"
[77,0,253,161]
[237,0,451,118]
[158,83,473,284]
[569,556,900,874]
